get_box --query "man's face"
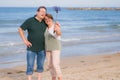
[37,8,46,19]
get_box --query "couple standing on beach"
[18,6,62,80]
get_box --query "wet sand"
[0,53,120,80]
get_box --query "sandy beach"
[0,53,120,80]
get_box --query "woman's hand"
[54,22,61,35]
[55,22,60,27]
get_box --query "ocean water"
[0,7,120,68]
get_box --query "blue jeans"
[26,50,46,75]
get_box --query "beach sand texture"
[0,53,120,80]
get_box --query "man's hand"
[18,28,32,47]
[24,40,32,48]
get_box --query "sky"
[0,0,120,7]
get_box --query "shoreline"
[0,53,120,80]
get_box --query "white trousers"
[46,50,62,77]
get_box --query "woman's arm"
[54,22,62,36]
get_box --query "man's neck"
[35,16,42,22]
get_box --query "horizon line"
[0,6,120,8]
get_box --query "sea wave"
[61,38,81,42]
[0,41,23,47]
[62,33,120,42]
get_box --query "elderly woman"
[44,13,62,80]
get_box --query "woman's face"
[44,16,52,25]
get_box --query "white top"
[47,24,61,40]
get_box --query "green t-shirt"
[20,17,47,52]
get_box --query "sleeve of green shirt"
[20,18,30,31]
